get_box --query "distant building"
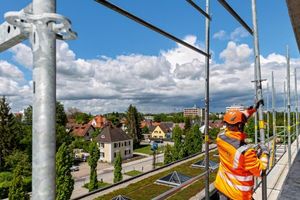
[70,123,95,141]
[144,116,154,121]
[226,105,246,112]
[95,125,133,163]
[90,115,107,129]
[150,124,172,139]
[183,106,204,118]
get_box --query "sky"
[0,0,299,114]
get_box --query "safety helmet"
[223,109,247,125]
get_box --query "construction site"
[1,0,300,200]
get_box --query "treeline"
[164,124,203,164]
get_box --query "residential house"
[150,124,172,139]
[90,115,107,129]
[70,122,96,141]
[95,125,133,163]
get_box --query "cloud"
[213,30,227,40]
[1,37,300,114]
[9,43,33,69]
[213,27,250,42]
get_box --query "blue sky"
[0,0,299,114]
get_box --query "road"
[71,153,164,199]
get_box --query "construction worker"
[215,100,269,200]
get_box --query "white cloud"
[9,43,33,69]
[230,27,250,41]
[213,30,227,40]
[1,37,300,114]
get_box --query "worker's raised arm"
[244,148,268,177]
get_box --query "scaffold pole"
[204,0,211,199]
[294,68,299,150]
[286,45,292,168]
[251,0,267,199]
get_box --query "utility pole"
[294,68,299,150]
[286,45,292,168]
[204,0,211,199]
[251,0,267,199]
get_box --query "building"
[183,106,204,118]
[225,105,246,112]
[90,115,107,129]
[95,125,133,163]
[150,124,172,139]
[70,123,95,141]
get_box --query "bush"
[0,181,10,199]
[0,173,31,199]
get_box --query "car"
[70,165,80,172]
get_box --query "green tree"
[23,105,32,125]
[164,144,173,164]
[0,97,19,170]
[75,112,91,124]
[184,117,191,132]
[8,165,29,200]
[172,125,183,160]
[113,153,123,183]
[88,141,100,191]
[56,125,72,150]
[5,151,31,176]
[56,143,74,200]
[191,124,202,153]
[56,102,67,126]
[126,105,142,149]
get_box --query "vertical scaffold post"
[294,68,299,151]
[32,0,56,199]
[251,0,267,199]
[270,71,277,167]
[284,82,287,152]
[267,83,270,147]
[204,0,210,199]
[286,45,292,168]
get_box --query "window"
[119,142,121,147]
[159,131,161,133]
[129,141,131,145]
[100,143,104,148]
[125,150,127,155]
[100,152,105,158]
[128,150,131,154]
[114,152,116,158]
[125,141,127,146]
[114,143,117,148]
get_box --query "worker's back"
[215,130,261,200]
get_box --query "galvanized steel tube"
[32,0,56,199]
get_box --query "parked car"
[70,165,80,172]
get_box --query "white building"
[183,106,204,118]
[95,125,133,163]
[226,105,246,112]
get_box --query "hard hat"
[223,109,247,125]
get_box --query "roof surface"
[95,125,132,143]
[278,150,300,199]
[286,0,300,52]
[71,123,94,137]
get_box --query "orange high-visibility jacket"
[214,130,268,200]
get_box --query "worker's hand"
[257,144,269,157]
[255,99,264,109]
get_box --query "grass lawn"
[155,162,164,167]
[124,170,143,177]
[95,150,219,200]
[134,144,164,155]
[83,181,111,190]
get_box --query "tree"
[23,105,32,125]
[191,124,202,153]
[126,105,142,148]
[0,97,19,170]
[164,144,173,164]
[56,143,74,200]
[113,153,123,183]
[56,125,72,150]
[8,165,29,200]
[56,102,67,126]
[172,125,183,160]
[5,151,31,176]
[75,112,91,124]
[88,141,100,191]
[184,117,191,132]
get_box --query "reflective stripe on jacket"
[214,130,267,200]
